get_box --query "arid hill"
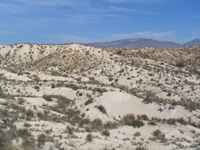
[0,44,199,150]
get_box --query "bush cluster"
[122,114,144,128]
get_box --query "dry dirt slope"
[0,43,200,150]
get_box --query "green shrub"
[122,114,144,128]
[122,114,135,125]
[1,144,15,150]
[37,112,44,120]
[152,130,162,137]
[26,109,34,121]
[51,71,61,76]
[152,130,166,143]
[17,129,31,137]
[137,114,149,121]
[134,131,141,137]
[0,86,4,97]
[0,86,11,99]
[136,146,148,150]
[176,118,187,125]
[117,50,122,55]
[104,121,118,129]
[85,127,92,132]
[96,105,107,114]
[142,94,153,104]
[86,134,93,142]
[24,123,31,128]
[166,119,176,125]
[102,130,110,137]
[193,67,200,75]
[176,61,185,67]
[131,120,144,128]
[91,119,103,130]
[33,75,41,81]
[48,95,71,113]
[43,95,53,101]
[167,91,172,97]
[148,121,157,126]
[26,109,34,118]
[0,131,11,149]
[22,137,36,150]
[66,126,73,135]
[37,134,47,148]
[84,98,93,105]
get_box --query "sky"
[0,0,200,45]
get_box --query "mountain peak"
[89,38,182,49]
[89,38,200,49]
[183,39,200,47]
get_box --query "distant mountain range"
[183,39,200,47]
[88,38,200,49]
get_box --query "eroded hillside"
[0,44,199,150]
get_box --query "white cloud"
[109,6,159,15]
[0,2,35,14]
[14,0,90,7]
[191,32,197,36]
[63,13,124,24]
[0,0,92,19]
[0,0,90,15]
[64,14,97,24]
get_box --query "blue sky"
[0,0,200,45]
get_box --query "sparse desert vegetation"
[0,43,199,150]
